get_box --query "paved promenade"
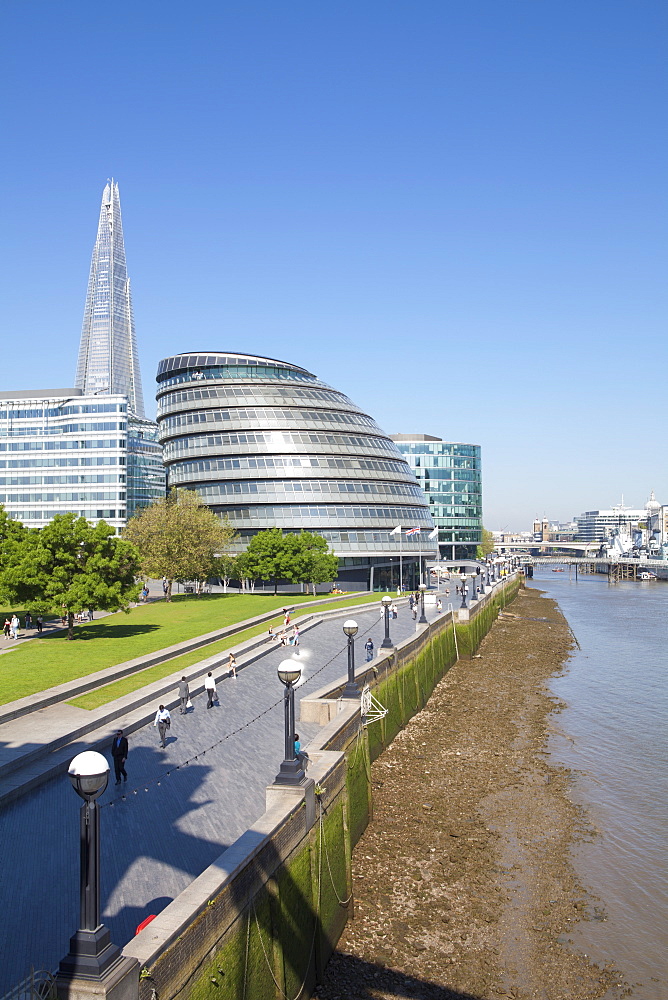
[0,600,440,992]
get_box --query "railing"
[1,970,57,1000]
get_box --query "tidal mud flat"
[316,586,629,1000]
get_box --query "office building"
[390,434,482,560]
[156,352,437,589]
[0,181,164,530]
[574,504,645,542]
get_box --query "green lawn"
[0,592,382,707]
[68,592,383,710]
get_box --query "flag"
[405,527,420,536]
[428,528,439,539]
[390,525,402,536]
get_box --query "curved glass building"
[156,352,436,589]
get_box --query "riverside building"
[0,180,164,530]
[390,434,482,560]
[156,352,437,590]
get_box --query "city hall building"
[156,352,437,590]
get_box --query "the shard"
[75,179,145,416]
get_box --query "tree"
[123,488,236,601]
[213,553,240,593]
[476,526,495,559]
[290,532,339,595]
[241,528,288,594]
[240,529,339,595]
[0,511,141,639]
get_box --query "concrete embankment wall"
[121,577,521,1000]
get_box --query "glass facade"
[157,353,437,589]
[75,180,145,417]
[0,391,164,530]
[391,435,482,560]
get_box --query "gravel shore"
[316,585,629,1000]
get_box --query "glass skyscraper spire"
[75,180,145,417]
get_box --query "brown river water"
[530,569,668,999]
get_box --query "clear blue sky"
[1,1,666,529]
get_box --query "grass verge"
[0,593,363,706]
[67,593,385,710]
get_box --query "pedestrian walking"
[178,676,190,714]
[111,730,128,784]
[204,672,217,708]
[24,612,32,630]
[391,603,398,619]
[153,705,171,748]
[10,614,19,639]
[408,595,415,610]
[3,618,11,639]
[364,637,374,662]
[291,625,300,651]
[436,599,442,613]
[283,608,291,627]
[36,615,43,633]
[411,605,417,621]
[228,652,237,678]
[162,577,168,596]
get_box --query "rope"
[318,799,353,906]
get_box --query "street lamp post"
[58,751,122,980]
[342,619,359,697]
[275,660,305,785]
[478,567,485,595]
[459,574,468,609]
[418,582,427,623]
[380,594,393,648]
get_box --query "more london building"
[156,352,437,589]
[0,181,164,530]
[390,434,483,560]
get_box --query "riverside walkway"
[0,599,439,993]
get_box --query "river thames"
[529,568,668,999]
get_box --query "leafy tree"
[213,553,240,592]
[241,529,338,595]
[123,488,236,601]
[241,528,288,594]
[476,526,496,559]
[0,512,141,639]
[290,532,339,595]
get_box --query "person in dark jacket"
[111,730,128,784]
[178,677,190,714]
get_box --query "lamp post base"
[56,955,138,1000]
[341,681,360,699]
[59,927,122,981]
[274,758,306,785]
[380,638,394,649]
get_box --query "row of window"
[0,440,123,452]
[216,503,433,523]
[0,475,124,486]
[169,454,410,477]
[163,430,398,456]
[0,403,125,419]
[158,366,320,389]
[159,407,379,433]
[395,444,480,457]
[159,384,353,410]
[0,422,126,438]
[1,492,124,503]
[414,468,481,480]
[0,457,122,469]
[196,479,425,499]
[8,509,120,521]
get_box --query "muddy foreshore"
[316,585,629,1000]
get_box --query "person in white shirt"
[153,705,171,748]
[204,672,217,708]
